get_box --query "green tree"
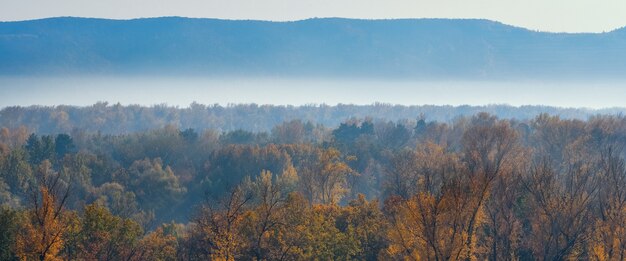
[26,134,55,165]
[0,206,19,260]
[54,134,75,158]
[1,148,33,196]
[127,158,186,213]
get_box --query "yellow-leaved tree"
[16,160,71,261]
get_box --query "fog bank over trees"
[3,78,626,109]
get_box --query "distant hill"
[1,17,626,79]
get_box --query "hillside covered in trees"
[2,17,626,78]
[2,110,626,260]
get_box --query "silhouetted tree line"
[1,113,626,260]
[1,102,621,134]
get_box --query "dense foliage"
[2,111,626,260]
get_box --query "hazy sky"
[1,0,626,33]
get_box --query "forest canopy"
[1,103,623,134]
[1,108,626,260]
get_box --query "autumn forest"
[0,105,625,261]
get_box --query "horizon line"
[2,16,624,34]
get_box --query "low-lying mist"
[2,76,626,109]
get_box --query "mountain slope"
[1,17,626,78]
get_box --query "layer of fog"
[1,76,626,109]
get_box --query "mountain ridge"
[6,16,623,34]
[2,17,626,78]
